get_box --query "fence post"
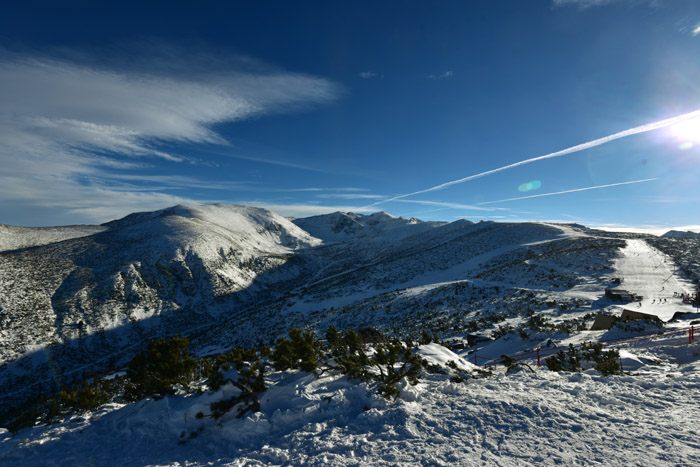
[537,348,541,367]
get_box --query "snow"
[609,239,695,321]
[0,224,106,252]
[292,210,445,244]
[3,207,700,465]
[417,343,478,372]
[3,341,700,466]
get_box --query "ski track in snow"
[610,239,696,321]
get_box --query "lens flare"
[670,117,700,144]
[518,180,542,193]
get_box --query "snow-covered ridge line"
[0,224,107,252]
[2,203,699,429]
[662,229,700,238]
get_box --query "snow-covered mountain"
[292,210,446,243]
[2,203,700,427]
[4,204,700,464]
[0,205,321,408]
[662,229,700,239]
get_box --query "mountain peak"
[292,210,445,243]
[662,230,700,239]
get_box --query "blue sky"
[1,0,700,232]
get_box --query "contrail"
[391,199,505,211]
[368,109,700,207]
[475,178,660,205]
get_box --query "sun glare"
[670,116,700,144]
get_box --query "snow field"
[3,341,700,466]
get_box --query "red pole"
[690,327,693,345]
[474,353,478,365]
[537,348,541,367]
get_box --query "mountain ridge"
[662,229,700,239]
[3,203,697,418]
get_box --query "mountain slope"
[3,206,700,465]
[1,204,682,420]
[0,205,321,409]
[0,224,107,252]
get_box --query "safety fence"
[472,324,696,368]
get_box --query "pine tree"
[125,335,196,400]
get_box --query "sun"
[670,116,700,144]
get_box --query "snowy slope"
[0,204,318,363]
[104,204,320,253]
[3,204,700,465]
[0,224,106,252]
[0,204,321,413]
[606,239,696,321]
[3,204,695,443]
[3,341,700,466]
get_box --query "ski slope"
[610,239,696,321]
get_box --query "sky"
[1,0,700,233]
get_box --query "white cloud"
[552,0,616,7]
[316,193,384,200]
[693,24,700,37]
[427,71,454,79]
[0,52,339,225]
[359,71,381,79]
[552,0,659,8]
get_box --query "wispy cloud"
[427,71,454,79]
[392,199,506,212]
[368,108,700,207]
[102,174,258,192]
[476,178,659,205]
[0,50,340,225]
[198,147,330,173]
[552,0,616,8]
[316,193,384,200]
[553,0,658,8]
[359,71,382,79]
[693,24,700,37]
[232,201,375,218]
